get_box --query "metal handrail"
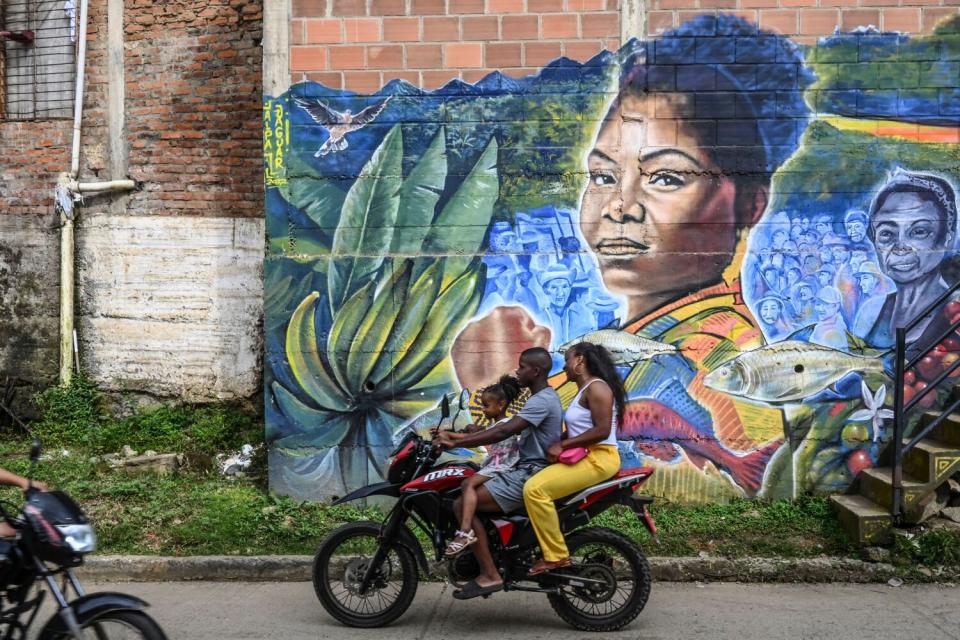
[890,279,960,519]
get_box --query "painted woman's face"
[870,192,950,284]
[759,300,780,324]
[579,94,757,301]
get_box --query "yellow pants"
[523,444,621,561]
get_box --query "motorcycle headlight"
[56,524,97,554]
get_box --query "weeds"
[892,528,960,567]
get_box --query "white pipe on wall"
[60,0,89,385]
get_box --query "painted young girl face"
[579,93,758,302]
[480,391,506,421]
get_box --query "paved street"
[40,580,960,639]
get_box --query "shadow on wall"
[263,14,960,503]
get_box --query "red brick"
[463,69,493,83]
[568,0,605,9]
[677,11,714,26]
[882,8,921,33]
[291,20,305,45]
[307,72,344,88]
[528,0,562,10]
[293,0,327,18]
[450,0,485,12]
[564,40,602,62]
[422,70,460,89]
[367,45,404,69]
[759,10,798,35]
[581,12,619,38]
[333,0,366,16]
[923,9,959,33]
[779,0,817,7]
[406,44,443,68]
[740,0,778,9]
[500,67,538,79]
[488,0,525,12]
[605,37,619,51]
[842,10,880,31]
[291,46,329,71]
[647,10,675,35]
[344,71,383,92]
[387,70,422,85]
[819,0,858,6]
[370,0,406,14]
[328,45,366,69]
[370,0,407,14]
[800,9,839,35]
[524,42,562,66]
[463,16,499,39]
[411,0,447,14]
[502,15,539,39]
[445,42,483,67]
[700,0,738,8]
[305,19,342,44]
[424,16,461,40]
[541,14,579,39]
[485,41,522,67]
[344,18,381,42]
[384,17,421,40]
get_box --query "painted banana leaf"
[271,125,499,492]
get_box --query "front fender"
[331,481,400,505]
[38,592,149,639]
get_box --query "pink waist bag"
[558,446,589,465]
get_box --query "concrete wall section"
[77,215,264,401]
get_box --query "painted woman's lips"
[596,238,650,256]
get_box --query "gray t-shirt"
[514,387,563,468]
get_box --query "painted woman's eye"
[911,227,932,240]
[648,171,685,188]
[877,230,894,244]
[590,172,616,186]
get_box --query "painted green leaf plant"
[271,125,499,493]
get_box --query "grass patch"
[891,528,960,567]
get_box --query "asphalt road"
[33,581,960,639]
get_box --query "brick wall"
[290,0,622,91]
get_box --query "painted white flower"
[847,380,894,443]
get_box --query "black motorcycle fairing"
[331,482,401,506]
[36,592,151,639]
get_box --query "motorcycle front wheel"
[313,520,419,628]
[42,610,167,639]
[547,526,651,632]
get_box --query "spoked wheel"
[44,610,167,639]
[313,521,418,628]
[547,527,651,631]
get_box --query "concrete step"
[920,411,960,447]
[902,438,960,484]
[859,467,927,512]
[830,494,893,546]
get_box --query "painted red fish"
[620,399,782,495]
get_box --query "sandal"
[527,557,572,576]
[444,530,477,557]
[453,579,503,600]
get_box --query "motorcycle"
[0,440,167,639]
[313,395,659,631]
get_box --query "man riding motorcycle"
[433,347,562,600]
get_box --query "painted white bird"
[293,96,392,157]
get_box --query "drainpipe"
[59,0,135,384]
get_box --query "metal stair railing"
[891,279,960,519]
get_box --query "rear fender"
[38,592,150,639]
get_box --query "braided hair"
[567,342,626,427]
[482,374,523,407]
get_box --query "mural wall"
[264,14,960,503]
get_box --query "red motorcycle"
[313,397,659,631]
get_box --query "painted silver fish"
[702,340,885,405]
[560,329,676,365]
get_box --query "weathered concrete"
[62,581,960,640]
[0,215,60,412]
[76,215,264,401]
[76,554,908,584]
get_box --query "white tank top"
[565,379,618,446]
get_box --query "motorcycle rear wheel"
[546,526,651,632]
[313,521,418,628]
[42,610,167,639]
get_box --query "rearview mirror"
[458,388,470,411]
[30,438,41,463]
[440,394,450,419]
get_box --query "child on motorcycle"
[0,467,48,538]
[443,375,522,557]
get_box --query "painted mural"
[264,14,960,503]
